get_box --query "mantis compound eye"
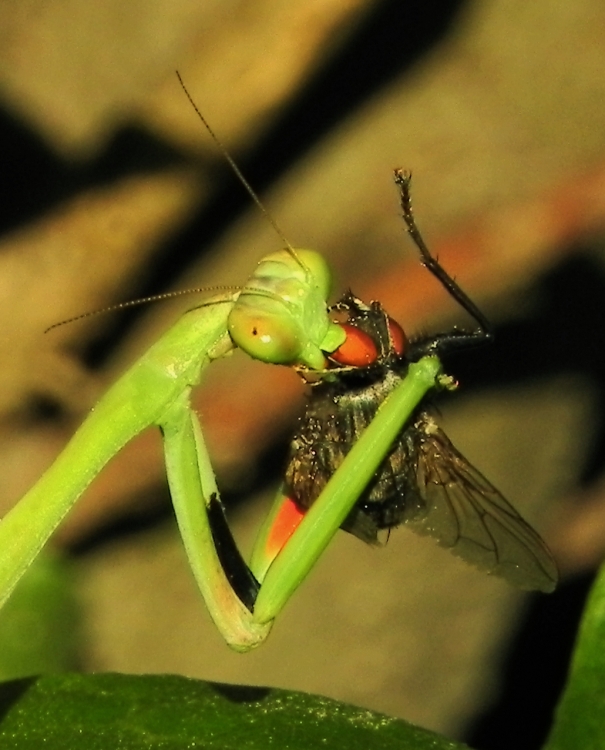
[387,318,407,356]
[228,306,304,364]
[329,323,378,367]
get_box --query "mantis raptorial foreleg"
[161,352,441,650]
[161,387,272,651]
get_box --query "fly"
[285,170,558,593]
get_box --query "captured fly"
[285,170,558,593]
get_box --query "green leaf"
[543,560,605,750]
[0,673,471,750]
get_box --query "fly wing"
[404,415,558,592]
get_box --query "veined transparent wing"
[405,413,558,593]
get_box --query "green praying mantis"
[0,82,558,652]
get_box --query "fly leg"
[394,169,494,358]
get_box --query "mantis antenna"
[176,71,303,264]
[46,74,312,335]
[44,286,240,333]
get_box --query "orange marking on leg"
[266,497,306,558]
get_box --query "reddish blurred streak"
[55,159,605,547]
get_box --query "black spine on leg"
[207,493,260,612]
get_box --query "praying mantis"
[0,83,558,653]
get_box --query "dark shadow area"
[446,251,605,484]
[0,676,38,723]
[465,572,595,750]
[209,682,271,704]
[0,110,187,238]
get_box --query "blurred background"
[1,0,605,747]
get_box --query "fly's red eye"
[387,318,407,356]
[329,323,378,367]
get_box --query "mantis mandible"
[0,80,557,652]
